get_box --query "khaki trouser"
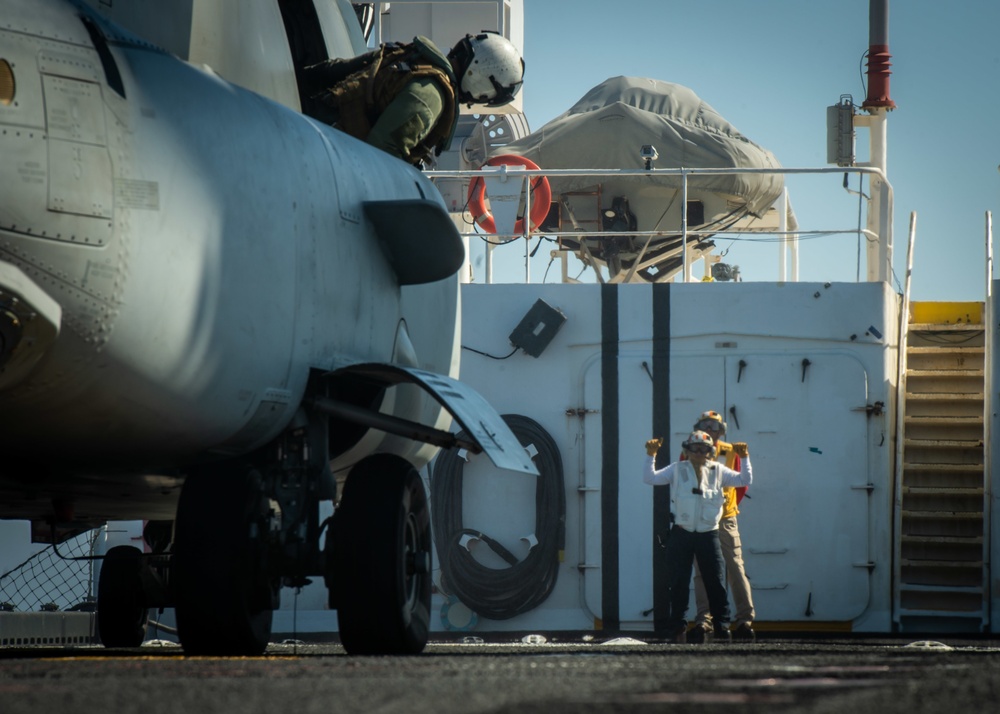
[693,516,754,627]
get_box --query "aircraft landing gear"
[329,453,432,654]
[96,545,149,647]
[174,466,279,656]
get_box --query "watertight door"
[728,353,872,623]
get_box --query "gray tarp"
[494,76,785,217]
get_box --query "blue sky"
[483,0,1000,302]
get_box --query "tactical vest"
[321,41,457,164]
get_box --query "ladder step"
[902,463,983,473]
[906,411,983,420]
[900,558,982,568]
[897,609,985,618]
[899,583,983,594]
[907,368,984,377]
[903,439,983,447]
[906,392,981,400]
[904,463,983,476]
[901,490,983,513]
[908,323,984,331]
[903,423,984,441]
[902,484,983,497]
[902,442,984,466]
[901,469,984,491]
[906,347,984,371]
[899,585,986,617]
[907,346,984,354]
[905,396,984,413]
[907,386,983,395]
[900,535,983,562]
[899,564,983,593]
[902,486,983,496]
[901,511,983,538]
[906,385,983,397]
[901,535,983,544]
[899,584,985,611]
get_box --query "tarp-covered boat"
[493,76,795,281]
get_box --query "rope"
[431,414,565,620]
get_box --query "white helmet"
[682,430,717,456]
[449,32,524,107]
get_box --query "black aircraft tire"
[97,545,149,647]
[333,454,431,655]
[174,467,276,656]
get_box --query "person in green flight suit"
[300,31,524,166]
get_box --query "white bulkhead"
[450,281,898,632]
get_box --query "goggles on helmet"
[694,419,724,434]
[685,443,714,456]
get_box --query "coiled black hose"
[431,414,565,620]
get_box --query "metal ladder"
[895,303,987,631]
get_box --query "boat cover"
[495,76,785,217]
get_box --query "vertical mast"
[860,0,895,282]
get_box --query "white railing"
[426,165,893,285]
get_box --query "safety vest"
[670,461,727,533]
[320,37,458,163]
[680,440,743,518]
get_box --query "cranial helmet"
[682,430,717,456]
[693,410,727,435]
[449,31,524,107]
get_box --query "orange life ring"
[467,155,552,234]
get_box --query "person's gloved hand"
[732,442,749,457]
[645,437,663,456]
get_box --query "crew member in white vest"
[688,410,756,643]
[643,430,752,643]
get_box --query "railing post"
[681,171,688,283]
[778,187,788,282]
[524,173,531,283]
[484,237,493,284]
[879,179,893,283]
[790,186,800,281]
